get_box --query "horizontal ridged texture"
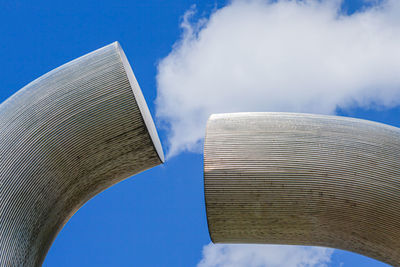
[204,112,400,266]
[0,42,164,266]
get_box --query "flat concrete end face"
[115,41,164,163]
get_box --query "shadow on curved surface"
[0,42,164,266]
[204,112,400,266]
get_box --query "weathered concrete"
[204,112,400,266]
[0,42,164,266]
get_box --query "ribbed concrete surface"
[0,42,164,266]
[204,112,400,266]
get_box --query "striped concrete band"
[0,42,164,266]
[204,112,400,266]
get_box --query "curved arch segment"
[0,42,164,266]
[204,112,400,266]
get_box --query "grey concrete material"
[0,42,164,266]
[204,112,400,266]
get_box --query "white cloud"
[197,243,334,267]
[156,0,400,157]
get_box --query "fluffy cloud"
[156,0,400,157]
[197,243,334,267]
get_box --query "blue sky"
[0,0,398,266]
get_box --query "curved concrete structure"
[204,112,400,266]
[0,42,164,266]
